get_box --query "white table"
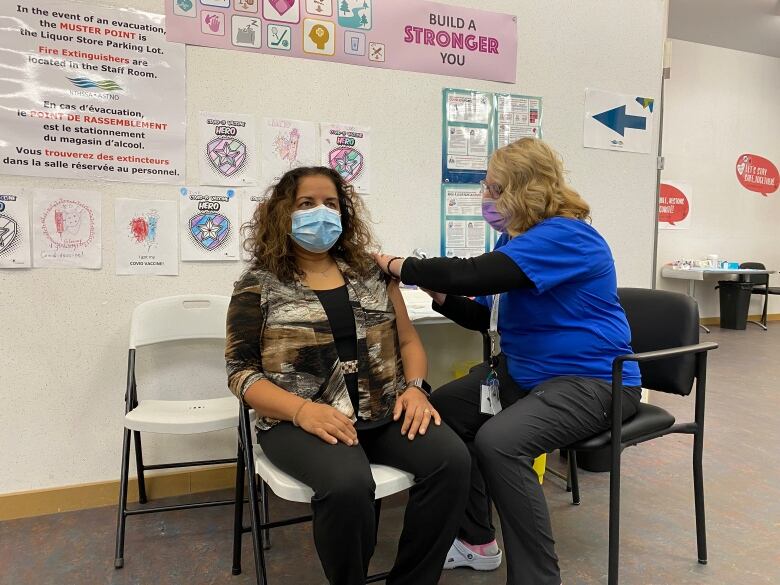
[660,265,776,332]
[401,287,449,324]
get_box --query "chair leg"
[761,291,769,329]
[260,481,271,551]
[693,430,708,564]
[232,440,246,576]
[114,428,132,569]
[243,440,268,585]
[607,446,622,585]
[132,431,148,504]
[569,451,581,505]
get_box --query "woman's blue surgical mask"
[290,205,342,253]
[481,200,507,233]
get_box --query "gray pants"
[430,355,641,585]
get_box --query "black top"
[400,251,533,332]
[314,286,359,410]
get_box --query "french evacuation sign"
[166,0,518,83]
[658,181,692,230]
[583,89,655,154]
[736,154,778,197]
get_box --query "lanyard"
[488,293,500,368]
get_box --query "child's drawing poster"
[262,118,318,182]
[179,187,240,262]
[32,189,102,269]
[0,190,31,268]
[320,123,371,194]
[199,112,258,187]
[240,189,269,261]
[115,199,179,275]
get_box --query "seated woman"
[225,166,470,585]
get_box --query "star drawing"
[198,219,221,240]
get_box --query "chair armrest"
[613,341,718,366]
[605,341,718,454]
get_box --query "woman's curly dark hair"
[243,166,376,282]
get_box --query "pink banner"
[165,0,517,83]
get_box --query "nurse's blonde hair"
[490,138,590,235]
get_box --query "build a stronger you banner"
[166,0,517,84]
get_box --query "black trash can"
[717,281,753,330]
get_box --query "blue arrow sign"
[592,105,647,136]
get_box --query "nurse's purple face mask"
[480,180,507,232]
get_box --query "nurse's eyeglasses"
[480,180,504,200]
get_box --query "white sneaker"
[443,539,503,571]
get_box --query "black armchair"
[738,262,779,329]
[564,288,718,585]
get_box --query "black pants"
[430,356,642,585]
[258,419,470,585]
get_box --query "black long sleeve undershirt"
[433,294,490,331]
[400,251,533,296]
[400,252,535,332]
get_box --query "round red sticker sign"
[659,183,690,225]
[736,154,779,196]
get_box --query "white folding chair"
[114,294,240,569]
[232,404,415,585]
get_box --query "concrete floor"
[2,325,778,585]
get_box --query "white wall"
[658,40,780,317]
[0,0,666,494]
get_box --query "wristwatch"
[405,377,432,396]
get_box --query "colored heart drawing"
[270,0,295,15]
[206,137,247,177]
[189,213,230,251]
[329,146,364,184]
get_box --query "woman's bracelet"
[292,399,311,427]
[387,256,404,278]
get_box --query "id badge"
[480,377,502,415]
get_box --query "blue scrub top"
[480,217,642,390]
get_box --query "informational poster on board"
[442,219,489,259]
[440,184,490,257]
[262,118,318,182]
[32,189,102,269]
[199,112,258,186]
[441,88,543,185]
[495,93,543,147]
[320,123,371,194]
[442,89,493,184]
[0,191,32,268]
[114,198,179,275]
[443,184,482,217]
[584,89,655,154]
[658,181,692,230]
[179,187,240,262]
[0,3,186,184]
[166,0,518,84]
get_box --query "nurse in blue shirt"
[375,138,642,585]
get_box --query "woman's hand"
[393,387,441,440]
[421,288,446,306]
[295,402,359,446]
[373,252,404,279]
